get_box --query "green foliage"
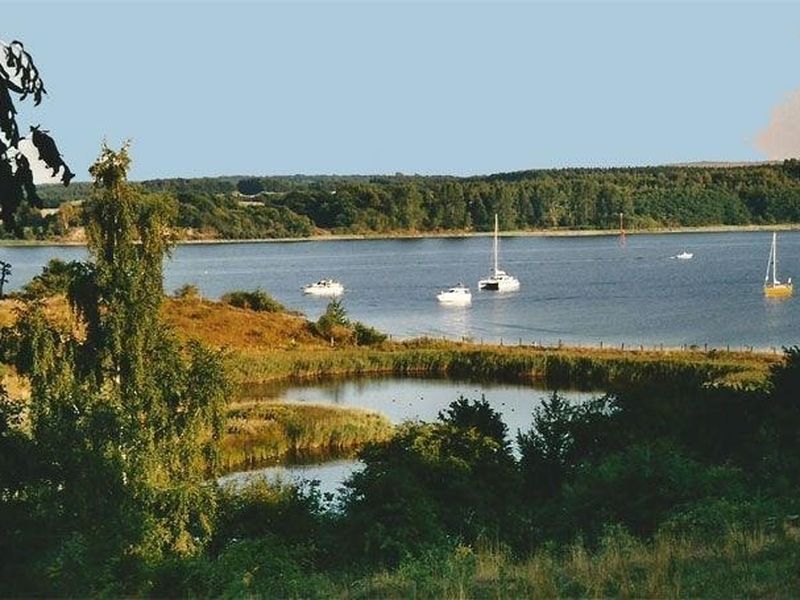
[29,160,800,240]
[353,321,388,345]
[313,300,388,346]
[214,480,327,550]
[314,299,352,342]
[559,441,745,539]
[1,143,230,594]
[221,289,285,313]
[340,397,522,566]
[172,283,201,300]
[236,177,265,196]
[763,345,800,476]
[18,258,91,299]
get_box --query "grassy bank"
[3,296,781,395]
[161,297,779,391]
[221,401,393,471]
[228,340,777,392]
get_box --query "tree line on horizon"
[11,160,800,239]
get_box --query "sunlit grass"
[221,401,393,470]
[347,527,800,599]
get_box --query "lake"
[2,230,799,348]
[220,377,598,494]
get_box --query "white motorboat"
[675,250,693,260]
[479,214,520,292]
[436,283,472,305]
[302,279,344,296]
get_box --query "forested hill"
[18,160,800,240]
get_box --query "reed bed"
[221,400,393,471]
[228,340,777,392]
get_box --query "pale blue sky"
[4,1,800,180]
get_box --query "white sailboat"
[478,214,520,292]
[764,232,793,298]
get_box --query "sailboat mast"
[773,232,779,285]
[493,214,499,275]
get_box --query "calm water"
[2,230,799,347]
[220,377,597,494]
[238,376,596,434]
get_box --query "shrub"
[340,398,522,566]
[353,321,387,346]
[221,289,285,313]
[314,300,387,346]
[19,258,92,299]
[557,440,745,539]
[173,283,201,300]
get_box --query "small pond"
[220,377,601,496]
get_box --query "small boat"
[764,232,793,298]
[436,283,471,305]
[302,279,344,296]
[479,214,520,292]
[675,250,693,260]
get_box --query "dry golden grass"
[0,298,18,327]
[162,297,324,350]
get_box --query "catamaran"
[764,232,793,298]
[478,214,520,292]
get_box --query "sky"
[4,1,800,181]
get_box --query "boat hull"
[764,283,793,298]
[304,288,343,297]
[479,278,520,292]
[303,281,344,296]
[437,286,472,304]
[437,294,471,305]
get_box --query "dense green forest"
[10,160,800,240]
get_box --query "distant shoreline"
[2,222,799,248]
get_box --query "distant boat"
[436,283,472,305]
[764,232,793,298]
[302,279,344,297]
[478,214,520,292]
[675,250,694,260]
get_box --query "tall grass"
[228,340,776,393]
[221,401,393,471]
[347,526,800,598]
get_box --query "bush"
[314,300,352,343]
[173,283,201,300]
[353,321,387,346]
[221,289,285,313]
[19,258,92,299]
[556,440,745,539]
[339,398,522,566]
[314,300,387,346]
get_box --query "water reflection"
[226,377,600,497]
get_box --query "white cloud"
[755,89,800,160]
